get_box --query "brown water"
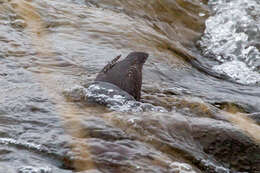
[0,0,259,173]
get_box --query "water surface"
[0,0,259,173]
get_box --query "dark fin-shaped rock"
[95,52,149,101]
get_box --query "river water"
[0,0,259,173]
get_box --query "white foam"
[199,13,206,17]
[170,162,197,173]
[199,0,260,84]
[213,61,260,84]
[0,138,44,151]
[200,159,230,173]
[18,166,52,173]
[65,84,167,112]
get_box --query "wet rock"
[79,170,103,173]
[66,138,194,173]
[212,102,249,114]
[66,117,130,140]
[142,94,221,119]
[192,118,260,172]
[248,113,260,125]
[114,113,260,173]
[162,87,192,96]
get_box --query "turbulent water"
[199,0,260,84]
[0,0,260,173]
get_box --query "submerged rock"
[64,81,166,112]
